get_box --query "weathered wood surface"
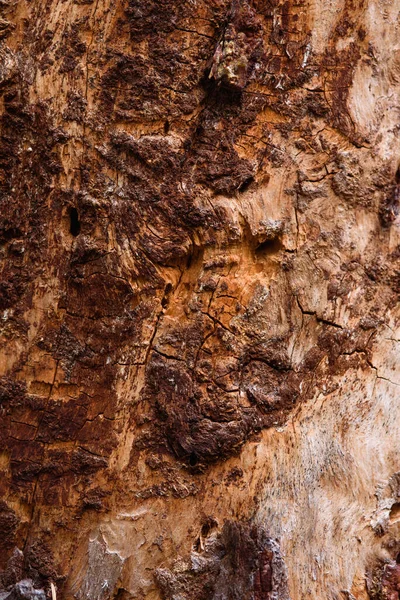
[0,0,399,598]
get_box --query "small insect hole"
[395,166,400,184]
[397,553,400,564]
[201,517,217,538]
[189,452,198,467]
[69,207,81,236]
[164,120,170,134]
[161,283,173,308]
[255,237,282,256]
[238,176,254,193]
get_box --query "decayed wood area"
[0,0,399,598]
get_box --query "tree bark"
[0,0,399,599]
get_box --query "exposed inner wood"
[0,0,399,599]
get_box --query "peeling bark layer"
[0,0,399,599]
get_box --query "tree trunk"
[0,0,399,599]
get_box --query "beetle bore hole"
[238,176,254,193]
[255,237,282,256]
[69,207,80,236]
[189,452,198,467]
[161,283,173,308]
[201,518,217,537]
[396,553,400,564]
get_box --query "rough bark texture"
[0,0,399,599]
